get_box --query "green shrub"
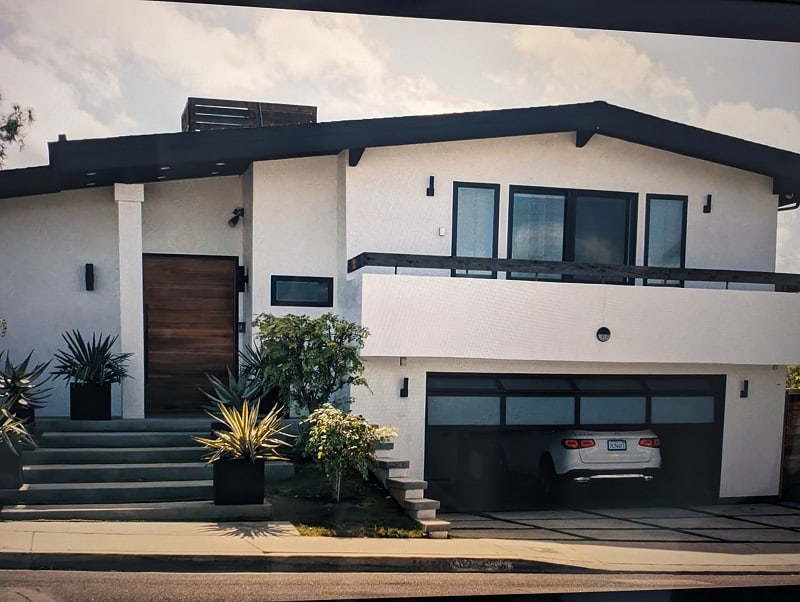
[301,403,396,502]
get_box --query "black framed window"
[270,275,333,307]
[452,182,500,278]
[508,186,637,283]
[645,194,687,286]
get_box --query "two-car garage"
[424,373,726,512]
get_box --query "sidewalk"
[2,520,800,574]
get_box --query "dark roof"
[1,101,799,205]
[165,1,800,43]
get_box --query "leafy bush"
[301,403,396,502]
[193,401,293,463]
[788,365,800,389]
[251,313,369,414]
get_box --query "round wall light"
[596,327,611,342]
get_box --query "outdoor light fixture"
[740,379,749,398]
[703,194,712,213]
[228,207,244,228]
[84,263,95,291]
[400,377,409,398]
[426,175,435,197]
[596,327,611,342]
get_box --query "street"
[1,570,800,601]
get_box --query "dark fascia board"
[159,0,800,43]
[2,101,800,201]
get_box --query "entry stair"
[0,418,272,521]
[373,442,451,539]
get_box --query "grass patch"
[264,462,424,538]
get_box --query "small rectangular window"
[651,396,714,424]
[579,396,647,425]
[645,195,687,286]
[427,396,501,426]
[506,396,575,425]
[271,275,333,307]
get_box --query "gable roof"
[1,101,798,205]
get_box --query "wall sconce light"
[84,263,95,291]
[740,379,749,398]
[400,377,409,398]
[228,207,244,228]
[703,194,712,214]
[426,176,435,197]
[596,326,611,342]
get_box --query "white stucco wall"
[249,156,340,323]
[142,177,243,257]
[357,273,800,366]
[344,133,778,276]
[0,188,121,416]
[351,358,786,499]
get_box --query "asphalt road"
[1,571,800,601]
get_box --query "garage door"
[424,373,725,512]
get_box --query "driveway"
[440,501,800,544]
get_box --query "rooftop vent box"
[181,97,317,132]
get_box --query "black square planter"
[213,458,265,505]
[0,446,22,489]
[70,383,112,420]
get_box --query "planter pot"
[70,383,112,420]
[213,458,265,505]
[0,446,22,489]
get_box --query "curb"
[0,552,595,574]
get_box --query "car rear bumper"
[563,469,659,483]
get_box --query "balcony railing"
[347,252,800,290]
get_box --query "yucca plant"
[201,369,269,412]
[0,350,52,411]
[0,398,36,454]
[193,401,292,463]
[51,330,132,385]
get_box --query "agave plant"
[0,397,36,454]
[201,368,269,411]
[0,351,52,411]
[193,401,292,463]
[50,330,132,385]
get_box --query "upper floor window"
[645,195,687,286]
[508,186,637,282]
[452,182,500,278]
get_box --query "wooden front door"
[143,254,238,415]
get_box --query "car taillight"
[562,438,596,449]
[639,437,661,448]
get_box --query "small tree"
[0,92,34,168]
[788,365,800,389]
[301,403,396,502]
[251,313,369,414]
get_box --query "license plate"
[607,440,627,451]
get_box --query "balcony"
[347,253,800,365]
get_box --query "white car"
[538,429,661,496]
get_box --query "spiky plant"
[0,351,51,411]
[193,401,292,464]
[0,397,36,454]
[51,330,132,385]
[201,369,269,411]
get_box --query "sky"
[1,0,799,269]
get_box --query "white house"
[2,98,800,511]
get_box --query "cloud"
[495,27,695,119]
[691,101,800,152]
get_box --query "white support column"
[115,183,145,419]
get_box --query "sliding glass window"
[508,189,565,279]
[645,195,687,286]
[452,183,500,278]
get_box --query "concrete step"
[399,497,440,521]
[0,480,212,505]
[387,478,427,502]
[34,418,213,433]
[415,518,451,539]
[0,500,274,521]
[22,447,204,465]
[39,431,205,448]
[22,462,211,484]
